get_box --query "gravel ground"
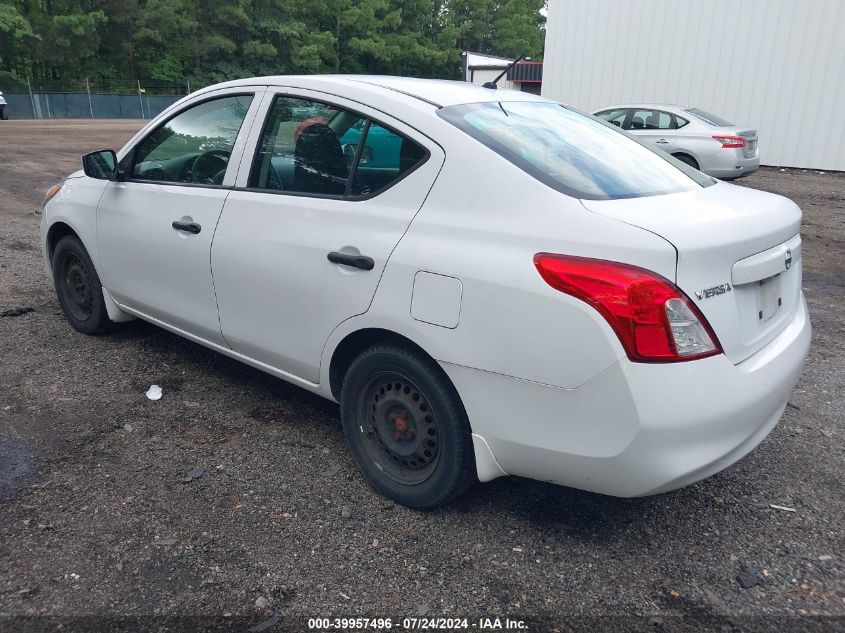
[0,120,842,632]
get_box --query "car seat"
[294,123,348,195]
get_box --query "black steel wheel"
[359,371,442,486]
[52,235,112,335]
[341,341,476,509]
[58,252,94,322]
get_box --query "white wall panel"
[542,0,845,169]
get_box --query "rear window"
[685,107,734,127]
[438,101,713,200]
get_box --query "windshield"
[685,107,734,127]
[438,102,713,200]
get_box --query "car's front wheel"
[340,342,476,509]
[52,235,112,335]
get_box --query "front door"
[211,90,444,383]
[97,90,261,344]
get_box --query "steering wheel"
[191,149,231,185]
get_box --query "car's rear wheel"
[340,342,476,509]
[673,153,699,170]
[52,235,112,335]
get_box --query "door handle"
[327,251,374,270]
[172,220,201,234]
[655,139,670,144]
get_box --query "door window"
[348,122,427,196]
[250,96,427,197]
[595,109,628,128]
[251,97,362,196]
[131,95,253,185]
[628,109,673,130]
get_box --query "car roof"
[198,75,549,108]
[595,104,691,112]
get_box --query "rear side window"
[347,122,428,196]
[438,101,713,200]
[251,97,361,196]
[132,95,253,185]
[674,115,690,129]
[251,96,427,197]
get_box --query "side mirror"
[82,149,118,180]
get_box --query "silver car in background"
[594,104,759,180]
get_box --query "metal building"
[462,52,519,91]
[542,0,845,170]
[461,51,544,94]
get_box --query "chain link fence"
[1,78,198,120]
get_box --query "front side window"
[132,95,253,185]
[595,109,628,128]
[438,101,713,200]
[251,96,427,197]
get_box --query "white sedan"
[40,76,810,508]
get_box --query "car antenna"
[483,54,528,89]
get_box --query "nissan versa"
[40,76,810,508]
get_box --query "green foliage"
[0,2,36,82]
[0,0,546,86]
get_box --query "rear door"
[210,89,444,383]
[625,108,677,149]
[97,89,263,344]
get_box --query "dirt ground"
[0,120,842,632]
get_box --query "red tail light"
[712,135,747,148]
[534,254,722,363]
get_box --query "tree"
[0,2,36,83]
[493,0,545,59]
[0,0,546,86]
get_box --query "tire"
[340,341,476,509]
[0,109,8,121]
[52,235,112,335]
[673,153,699,170]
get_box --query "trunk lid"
[712,125,758,158]
[581,182,802,364]
[735,128,758,158]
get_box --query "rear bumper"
[444,294,810,497]
[704,152,760,179]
